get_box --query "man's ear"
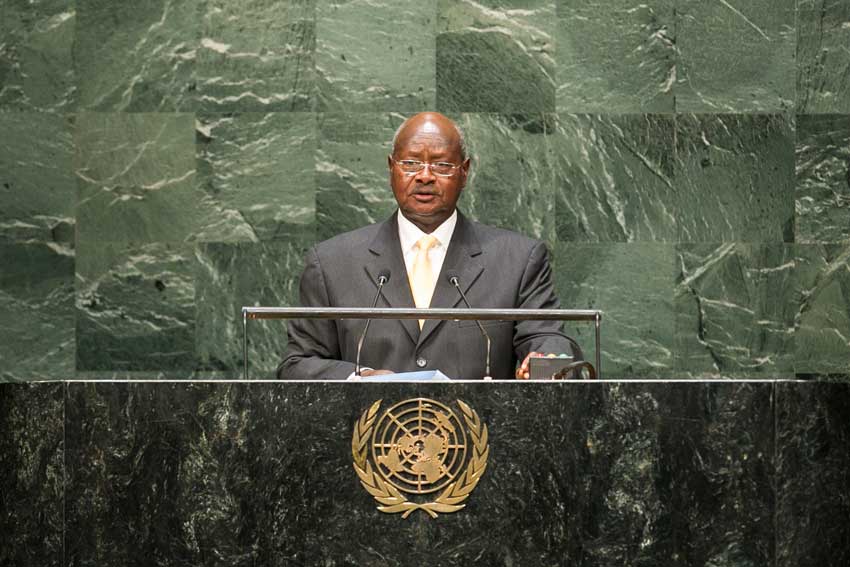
[459,157,471,187]
[387,155,393,171]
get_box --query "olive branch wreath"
[351,399,489,519]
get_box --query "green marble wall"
[1,0,849,380]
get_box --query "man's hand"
[515,352,541,380]
[361,369,395,377]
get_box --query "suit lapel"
[365,212,419,345]
[418,212,484,347]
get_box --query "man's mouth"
[412,192,437,203]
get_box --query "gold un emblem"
[352,398,489,518]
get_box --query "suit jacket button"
[416,357,427,368]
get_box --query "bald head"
[392,112,467,160]
[387,112,471,233]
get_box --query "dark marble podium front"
[1,380,848,567]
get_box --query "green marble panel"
[456,113,556,243]
[0,241,74,381]
[195,240,310,377]
[674,243,797,378]
[553,114,677,242]
[74,0,198,111]
[0,0,76,112]
[75,112,250,244]
[556,0,675,113]
[794,243,850,375]
[76,242,196,371]
[197,0,315,112]
[436,0,554,113]
[796,114,850,243]
[0,112,75,243]
[73,370,236,380]
[196,112,317,241]
[675,0,795,112]
[553,242,675,377]
[316,0,434,111]
[797,0,850,113]
[674,114,794,243]
[315,112,400,240]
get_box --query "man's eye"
[434,163,454,168]
[400,160,421,166]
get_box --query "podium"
[2,379,849,566]
[242,306,603,380]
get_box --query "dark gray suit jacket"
[278,211,581,380]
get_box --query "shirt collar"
[397,209,458,253]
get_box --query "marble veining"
[675,0,796,112]
[2,1,850,380]
[556,0,675,113]
[0,383,64,566]
[675,243,798,378]
[0,0,76,112]
[776,382,850,566]
[317,0,435,111]
[796,115,850,243]
[796,0,850,113]
[63,381,775,566]
[438,0,555,112]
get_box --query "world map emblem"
[351,398,489,518]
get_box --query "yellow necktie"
[409,235,439,329]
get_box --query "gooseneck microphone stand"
[355,270,390,376]
[446,272,492,380]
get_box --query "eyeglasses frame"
[389,156,464,177]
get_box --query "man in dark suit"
[278,112,581,380]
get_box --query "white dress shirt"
[397,209,458,285]
[349,210,457,379]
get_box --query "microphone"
[445,270,492,380]
[355,269,391,376]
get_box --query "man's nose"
[414,163,436,183]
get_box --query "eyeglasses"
[391,157,462,177]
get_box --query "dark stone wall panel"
[777,382,850,567]
[0,383,64,566]
[64,382,773,566]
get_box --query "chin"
[407,208,442,220]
